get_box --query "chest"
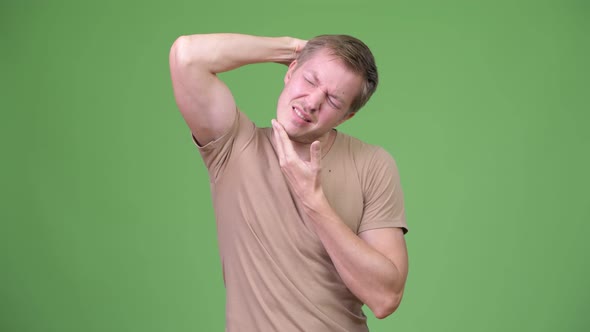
[218,139,365,234]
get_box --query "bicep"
[359,228,408,285]
[169,37,236,146]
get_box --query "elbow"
[170,35,215,71]
[170,35,193,67]
[371,292,403,319]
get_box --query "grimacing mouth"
[292,106,312,123]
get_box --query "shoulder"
[334,131,396,166]
[333,132,402,197]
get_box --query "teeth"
[293,107,309,122]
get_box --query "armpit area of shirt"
[189,108,241,150]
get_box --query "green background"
[2,0,589,331]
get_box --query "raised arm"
[169,33,305,145]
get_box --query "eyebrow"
[310,71,344,105]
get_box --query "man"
[169,33,408,331]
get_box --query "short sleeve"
[358,148,408,234]
[193,109,256,182]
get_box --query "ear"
[284,60,298,84]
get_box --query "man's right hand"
[276,38,307,66]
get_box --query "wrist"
[272,36,305,65]
[301,188,329,216]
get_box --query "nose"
[305,88,326,113]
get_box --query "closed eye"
[328,97,342,110]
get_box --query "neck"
[291,129,336,161]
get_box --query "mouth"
[292,106,312,123]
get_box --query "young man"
[169,33,408,331]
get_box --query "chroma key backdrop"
[2,0,588,331]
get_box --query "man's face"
[276,49,363,144]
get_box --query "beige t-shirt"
[196,110,407,332]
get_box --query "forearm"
[172,33,299,73]
[304,193,405,318]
